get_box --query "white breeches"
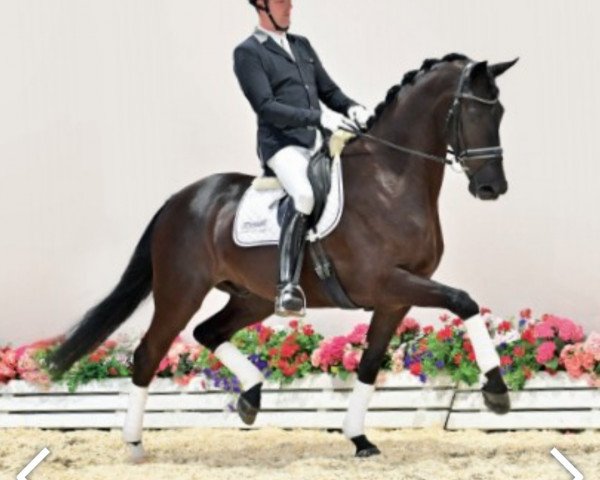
[266,131,323,216]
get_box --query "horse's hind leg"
[123,275,211,463]
[193,291,274,425]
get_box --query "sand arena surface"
[0,427,599,480]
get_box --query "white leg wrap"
[464,314,501,374]
[214,341,264,391]
[123,384,148,444]
[343,380,375,439]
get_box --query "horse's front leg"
[376,268,510,413]
[343,307,410,457]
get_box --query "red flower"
[268,347,278,357]
[89,349,107,363]
[480,307,492,315]
[210,360,223,371]
[463,340,474,353]
[423,325,434,335]
[521,328,536,345]
[282,364,298,377]
[523,366,532,379]
[439,313,450,323]
[288,320,299,329]
[452,318,463,327]
[500,355,513,366]
[498,321,512,333]
[436,326,453,341]
[453,353,463,366]
[302,325,314,336]
[513,346,525,358]
[278,359,289,370]
[280,342,300,359]
[108,367,118,376]
[258,326,273,345]
[520,308,532,319]
[468,352,476,362]
[409,362,422,375]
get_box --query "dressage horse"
[49,53,518,460]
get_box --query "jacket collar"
[252,26,296,63]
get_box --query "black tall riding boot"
[275,210,309,317]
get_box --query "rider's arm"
[234,46,321,129]
[303,38,358,115]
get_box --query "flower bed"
[1,309,599,393]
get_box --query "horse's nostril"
[478,186,495,195]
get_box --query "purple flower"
[418,374,427,383]
[435,360,445,369]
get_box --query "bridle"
[445,61,503,174]
[344,61,503,173]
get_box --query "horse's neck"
[345,71,456,208]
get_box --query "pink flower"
[310,348,322,368]
[585,332,600,360]
[391,347,405,373]
[346,324,369,345]
[536,341,556,364]
[342,349,362,371]
[397,317,420,335]
[557,319,585,343]
[534,322,555,340]
[156,356,171,374]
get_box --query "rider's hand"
[347,105,374,129]
[320,110,356,133]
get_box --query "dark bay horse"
[49,53,518,459]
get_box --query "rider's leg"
[266,146,315,316]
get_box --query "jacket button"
[304,84,309,89]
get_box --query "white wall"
[1,0,599,346]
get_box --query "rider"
[234,0,372,316]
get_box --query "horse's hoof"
[351,435,381,458]
[482,389,511,414]
[237,383,262,425]
[356,446,381,458]
[127,442,147,464]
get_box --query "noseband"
[345,61,503,172]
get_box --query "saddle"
[276,142,333,231]
[233,131,361,310]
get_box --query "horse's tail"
[48,204,166,378]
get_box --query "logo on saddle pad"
[233,156,345,247]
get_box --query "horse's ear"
[469,61,488,79]
[488,57,519,78]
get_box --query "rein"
[342,61,503,171]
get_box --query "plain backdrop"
[1,0,599,346]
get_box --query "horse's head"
[447,58,518,200]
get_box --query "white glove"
[320,110,355,133]
[347,105,374,129]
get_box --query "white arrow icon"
[551,447,583,480]
[17,448,50,480]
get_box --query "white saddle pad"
[233,156,344,247]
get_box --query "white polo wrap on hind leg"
[464,314,501,374]
[343,380,375,439]
[214,341,264,391]
[123,384,148,443]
